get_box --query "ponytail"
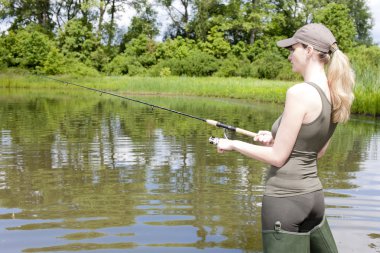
[326,45,355,123]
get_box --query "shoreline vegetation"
[1,70,379,117]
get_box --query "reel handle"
[209,136,219,145]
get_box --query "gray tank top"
[264,82,337,197]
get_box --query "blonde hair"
[318,44,355,123]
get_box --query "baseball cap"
[277,23,336,53]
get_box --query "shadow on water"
[0,88,379,252]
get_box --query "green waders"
[262,221,310,253]
[262,217,338,253]
[310,216,338,253]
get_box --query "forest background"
[0,0,379,115]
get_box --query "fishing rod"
[37,75,257,142]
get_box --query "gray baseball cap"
[277,23,336,53]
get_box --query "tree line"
[0,0,378,79]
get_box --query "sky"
[367,0,380,44]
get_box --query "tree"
[314,3,356,51]
[103,0,131,48]
[57,19,99,61]
[3,24,54,69]
[267,0,306,38]
[0,0,54,33]
[120,0,159,48]
[157,0,194,39]
[342,0,373,45]
[123,34,157,67]
[221,0,271,45]
[189,0,224,41]
[201,26,231,58]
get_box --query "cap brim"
[277,38,297,48]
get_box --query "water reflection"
[0,89,379,252]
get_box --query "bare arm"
[217,85,308,167]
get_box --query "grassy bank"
[0,70,378,116]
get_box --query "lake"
[0,88,379,252]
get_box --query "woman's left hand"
[216,138,234,153]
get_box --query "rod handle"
[206,119,257,138]
[235,127,257,138]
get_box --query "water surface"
[0,89,379,252]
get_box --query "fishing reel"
[209,136,219,145]
[209,129,231,145]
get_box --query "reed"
[351,62,380,116]
[0,71,378,116]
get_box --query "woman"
[215,23,355,252]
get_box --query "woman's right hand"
[253,131,274,146]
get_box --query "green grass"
[1,70,379,116]
[0,72,292,103]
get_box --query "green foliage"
[0,0,377,84]
[348,45,380,91]
[57,19,99,62]
[155,36,197,60]
[214,55,253,77]
[252,52,288,79]
[38,49,100,77]
[313,3,357,51]
[104,55,145,76]
[180,50,219,76]
[87,46,110,71]
[152,50,218,76]
[276,63,302,81]
[159,67,172,77]
[245,36,287,61]
[123,34,157,67]
[4,24,54,69]
[0,33,14,68]
[121,14,159,44]
[0,0,54,33]
[104,55,129,75]
[343,0,374,45]
[231,41,247,58]
[201,26,231,58]
[59,58,101,77]
[40,47,66,75]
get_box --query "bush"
[61,58,100,77]
[155,36,197,60]
[86,46,110,72]
[252,52,289,79]
[150,50,218,76]
[2,25,54,69]
[104,55,145,76]
[0,33,13,68]
[40,47,66,75]
[214,55,254,77]
[159,67,171,77]
[57,19,98,62]
[123,34,157,67]
[179,50,219,76]
[276,63,301,81]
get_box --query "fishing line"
[37,75,257,142]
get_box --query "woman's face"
[288,43,307,74]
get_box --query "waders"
[310,216,338,253]
[262,216,338,253]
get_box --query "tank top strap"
[305,82,331,106]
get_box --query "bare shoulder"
[288,82,314,92]
[286,83,319,101]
